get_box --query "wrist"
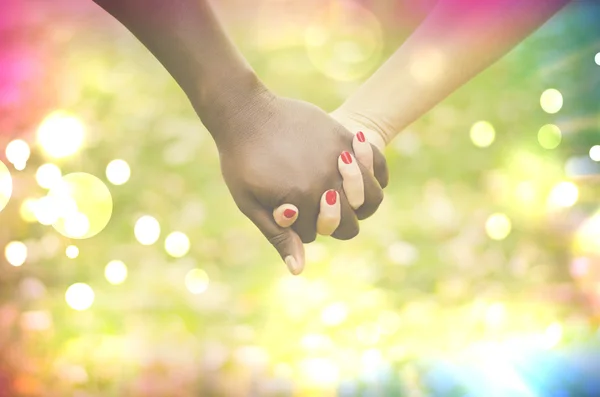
[330,107,389,152]
[191,70,275,148]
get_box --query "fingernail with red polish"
[283,209,297,219]
[357,131,365,142]
[341,151,352,164]
[326,190,337,205]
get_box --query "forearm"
[334,0,572,146]
[92,0,266,140]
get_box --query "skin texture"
[91,0,388,274]
[90,0,569,276]
[333,0,573,145]
[211,87,388,272]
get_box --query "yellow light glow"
[574,211,600,256]
[515,181,536,203]
[65,283,95,311]
[301,333,333,351]
[485,213,512,240]
[34,196,61,225]
[387,241,418,265]
[48,173,113,239]
[540,89,563,114]
[356,324,381,346]
[378,311,401,335]
[547,181,578,208]
[65,245,79,259]
[0,160,12,212]
[304,2,383,82]
[537,124,561,149]
[589,145,600,162]
[63,212,90,238]
[299,358,339,386]
[105,159,131,185]
[20,198,38,222]
[20,310,52,331]
[13,161,26,171]
[37,111,85,158]
[321,302,348,326]
[35,163,62,189]
[185,268,209,294]
[105,260,127,285]
[485,302,506,328]
[542,322,562,349]
[164,231,190,258]
[470,121,495,148]
[5,241,27,267]
[5,139,30,166]
[134,215,160,245]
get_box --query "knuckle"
[370,188,384,206]
[298,227,317,244]
[334,227,360,241]
[301,233,316,244]
[268,232,289,248]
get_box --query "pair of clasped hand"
[90,0,571,275]
[207,89,389,276]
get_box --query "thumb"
[247,204,305,275]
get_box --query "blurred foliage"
[0,0,600,396]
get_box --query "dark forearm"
[335,0,572,145]
[92,0,265,137]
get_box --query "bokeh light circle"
[304,2,383,81]
[548,181,578,208]
[543,322,563,349]
[134,215,161,245]
[5,241,27,267]
[5,139,30,166]
[589,145,600,162]
[37,111,85,159]
[106,159,131,186]
[485,213,512,240]
[595,52,600,66]
[65,283,95,311]
[47,173,113,239]
[540,89,563,114]
[105,260,127,285]
[538,124,561,149]
[0,160,12,212]
[165,231,190,258]
[35,163,62,189]
[185,268,209,294]
[574,210,600,255]
[470,121,495,147]
[20,198,38,222]
[34,196,62,225]
[321,302,348,326]
[64,212,90,238]
[66,245,79,259]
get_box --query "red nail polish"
[357,131,365,142]
[326,190,337,205]
[341,151,352,164]
[283,209,296,219]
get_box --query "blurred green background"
[0,0,599,396]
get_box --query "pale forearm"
[334,0,572,146]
